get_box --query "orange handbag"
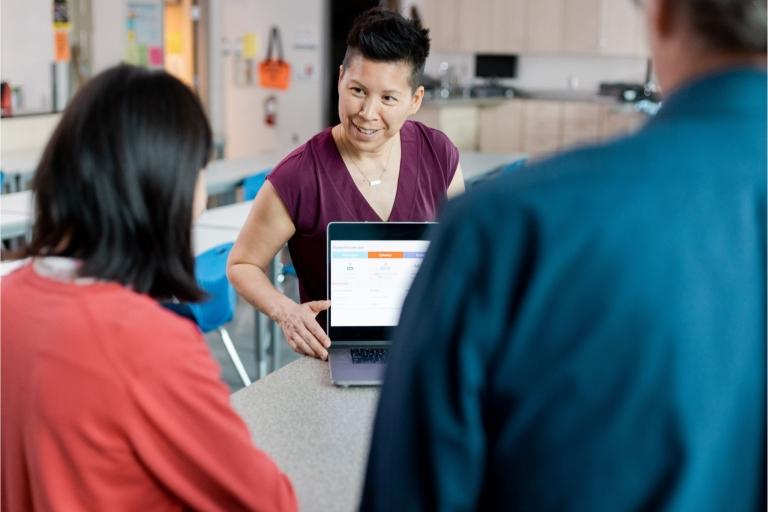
[258,26,291,90]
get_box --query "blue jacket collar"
[653,66,766,121]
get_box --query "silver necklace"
[341,134,396,187]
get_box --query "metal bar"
[218,327,252,387]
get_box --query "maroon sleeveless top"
[267,120,459,323]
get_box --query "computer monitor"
[475,54,518,80]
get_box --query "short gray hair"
[683,0,766,53]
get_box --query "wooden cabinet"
[410,104,480,150]
[599,106,646,141]
[457,0,495,53]
[522,100,562,155]
[447,0,526,53]
[421,0,460,52]
[477,100,646,157]
[421,0,647,57]
[563,0,602,54]
[417,99,646,157]
[561,103,601,147]
[478,100,524,153]
[524,0,563,54]
[562,0,647,56]
[599,0,647,56]
[491,0,526,53]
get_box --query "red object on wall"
[264,95,278,126]
[1,82,12,116]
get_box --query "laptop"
[326,222,433,386]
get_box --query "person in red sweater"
[1,65,297,511]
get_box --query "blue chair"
[165,242,252,387]
[243,169,270,201]
[192,242,251,386]
[498,157,527,174]
[468,157,527,188]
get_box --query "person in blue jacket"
[361,0,766,510]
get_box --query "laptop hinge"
[330,340,389,347]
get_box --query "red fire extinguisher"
[264,95,278,126]
[1,82,12,117]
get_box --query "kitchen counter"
[422,88,652,111]
[422,89,659,114]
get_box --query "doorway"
[164,0,209,111]
[326,0,383,127]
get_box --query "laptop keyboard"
[350,348,389,364]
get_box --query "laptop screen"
[330,239,429,327]
[327,222,433,341]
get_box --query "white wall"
[425,52,647,92]
[1,0,55,113]
[210,0,327,158]
[0,0,160,114]
[91,0,129,74]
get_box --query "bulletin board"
[125,0,164,68]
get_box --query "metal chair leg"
[218,327,252,387]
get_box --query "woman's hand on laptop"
[273,300,332,360]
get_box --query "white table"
[1,227,238,270]
[1,190,34,215]
[459,151,526,182]
[231,357,378,512]
[204,154,282,195]
[0,151,281,196]
[2,223,240,255]
[1,191,35,241]
[0,212,31,240]
[0,149,40,191]
[196,201,253,230]
[192,225,240,255]
[0,193,251,242]
[0,148,40,173]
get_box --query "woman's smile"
[350,120,383,140]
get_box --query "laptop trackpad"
[329,347,387,387]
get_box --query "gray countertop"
[423,89,637,108]
[231,357,379,512]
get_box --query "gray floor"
[204,273,302,392]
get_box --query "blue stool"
[277,261,297,281]
[166,242,251,387]
[468,158,528,188]
[498,158,527,174]
[243,169,271,201]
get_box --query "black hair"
[27,64,212,301]
[683,0,766,53]
[343,7,431,90]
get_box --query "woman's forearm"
[228,263,296,322]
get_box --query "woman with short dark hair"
[228,8,465,360]
[1,64,297,511]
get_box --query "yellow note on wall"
[166,31,183,55]
[242,33,259,59]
